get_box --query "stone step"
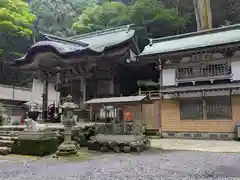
[0,147,11,155]
[0,131,11,136]
[0,131,20,137]
[0,140,14,148]
[0,136,18,141]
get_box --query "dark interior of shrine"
[116,62,159,95]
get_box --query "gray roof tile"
[140,24,240,56]
[85,96,149,104]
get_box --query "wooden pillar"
[80,74,86,108]
[42,72,48,122]
[112,105,116,135]
[158,57,163,135]
[89,105,93,121]
[109,77,114,95]
[202,91,207,119]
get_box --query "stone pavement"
[151,138,240,153]
[0,154,39,163]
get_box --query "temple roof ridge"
[40,32,89,47]
[150,24,240,44]
[139,23,240,57]
[68,24,134,40]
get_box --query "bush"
[11,137,58,156]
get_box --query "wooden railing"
[176,63,231,81]
[133,90,160,98]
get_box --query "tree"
[0,0,35,85]
[72,1,130,34]
[72,0,184,38]
[30,0,97,37]
[129,0,184,37]
[0,0,35,37]
[0,0,36,59]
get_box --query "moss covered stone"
[11,137,58,156]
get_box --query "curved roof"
[12,25,136,67]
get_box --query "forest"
[0,0,240,86]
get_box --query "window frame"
[179,96,232,120]
[179,98,203,120]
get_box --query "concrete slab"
[151,138,240,153]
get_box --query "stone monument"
[18,118,55,140]
[56,95,79,156]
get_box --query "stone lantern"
[56,95,79,156]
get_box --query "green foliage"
[72,1,130,33]
[72,0,184,36]
[129,0,181,25]
[30,0,97,37]
[0,0,36,37]
[0,0,35,63]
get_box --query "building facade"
[0,80,59,124]
[12,23,240,139]
[139,24,240,139]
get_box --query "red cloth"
[20,119,25,125]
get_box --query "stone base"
[18,131,57,140]
[56,142,78,156]
[88,134,150,153]
[162,131,236,140]
[11,137,58,156]
[95,134,145,143]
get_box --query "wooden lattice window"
[180,99,203,120]
[180,96,231,120]
[205,96,231,120]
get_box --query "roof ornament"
[149,39,153,46]
[126,24,131,33]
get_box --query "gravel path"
[1,151,240,180]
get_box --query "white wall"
[31,79,60,105]
[231,61,240,81]
[162,69,176,86]
[0,79,60,105]
[0,85,31,102]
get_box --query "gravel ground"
[1,151,240,180]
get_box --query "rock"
[100,146,109,152]
[113,146,121,153]
[56,143,78,156]
[0,140,14,148]
[0,147,11,155]
[123,146,131,153]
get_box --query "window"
[180,96,231,120]
[180,99,203,120]
[205,97,231,120]
[3,105,24,116]
[192,53,212,61]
